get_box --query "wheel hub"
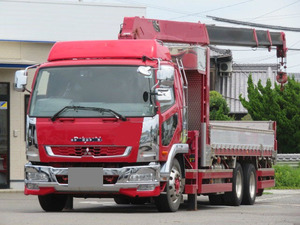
[169,167,182,203]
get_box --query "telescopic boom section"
[119,17,287,58]
[206,25,287,58]
[119,17,210,45]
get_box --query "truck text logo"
[71,136,102,143]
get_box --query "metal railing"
[277,154,300,167]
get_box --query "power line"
[243,13,300,20]
[169,0,254,20]
[251,0,300,21]
[207,15,300,32]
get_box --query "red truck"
[14,17,287,212]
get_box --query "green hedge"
[274,165,300,189]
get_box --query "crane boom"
[119,17,287,58]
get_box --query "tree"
[209,91,232,121]
[239,75,300,153]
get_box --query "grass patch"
[273,165,300,189]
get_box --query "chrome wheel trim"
[236,170,243,199]
[249,171,256,199]
[168,166,182,203]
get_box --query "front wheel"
[114,196,131,204]
[38,194,68,212]
[155,158,184,212]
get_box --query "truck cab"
[16,39,191,211]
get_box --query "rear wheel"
[209,194,224,205]
[155,158,184,212]
[242,163,257,205]
[224,162,244,206]
[38,194,68,212]
[257,189,264,197]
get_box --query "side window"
[159,86,175,112]
[162,114,178,146]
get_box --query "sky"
[72,0,300,73]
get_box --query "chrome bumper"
[25,162,160,192]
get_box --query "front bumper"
[24,162,160,197]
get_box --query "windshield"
[29,66,155,118]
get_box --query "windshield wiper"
[50,106,127,122]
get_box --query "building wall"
[215,64,277,114]
[0,0,145,42]
[0,42,53,188]
[0,1,146,189]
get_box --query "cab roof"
[48,40,171,62]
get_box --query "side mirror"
[157,65,174,86]
[155,88,172,103]
[14,70,28,92]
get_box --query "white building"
[0,0,145,189]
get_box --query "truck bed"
[209,121,276,157]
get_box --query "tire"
[257,189,264,197]
[209,194,224,205]
[130,197,149,205]
[155,158,184,212]
[242,163,257,205]
[114,196,131,204]
[38,194,68,212]
[224,162,244,206]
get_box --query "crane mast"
[119,17,288,86]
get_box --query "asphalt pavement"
[0,189,299,225]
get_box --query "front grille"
[50,146,127,157]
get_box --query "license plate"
[68,167,103,189]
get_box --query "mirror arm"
[23,64,39,93]
[24,64,40,93]
[24,64,40,76]
[25,87,31,94]
[150,58,163,91]
[141,55,161,71]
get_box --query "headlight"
[26,171,49,182]
[137,184,156,191]
[129,173,154,182]
[26,183,39,190]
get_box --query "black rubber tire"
[130,197,149,205]
[209,194,224,205]
[38,194,68,212]
[224,163,244,206]
[155,158,184,212]
[242,163,257,205]
[257,188,264,197]
[114,196,131,204]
